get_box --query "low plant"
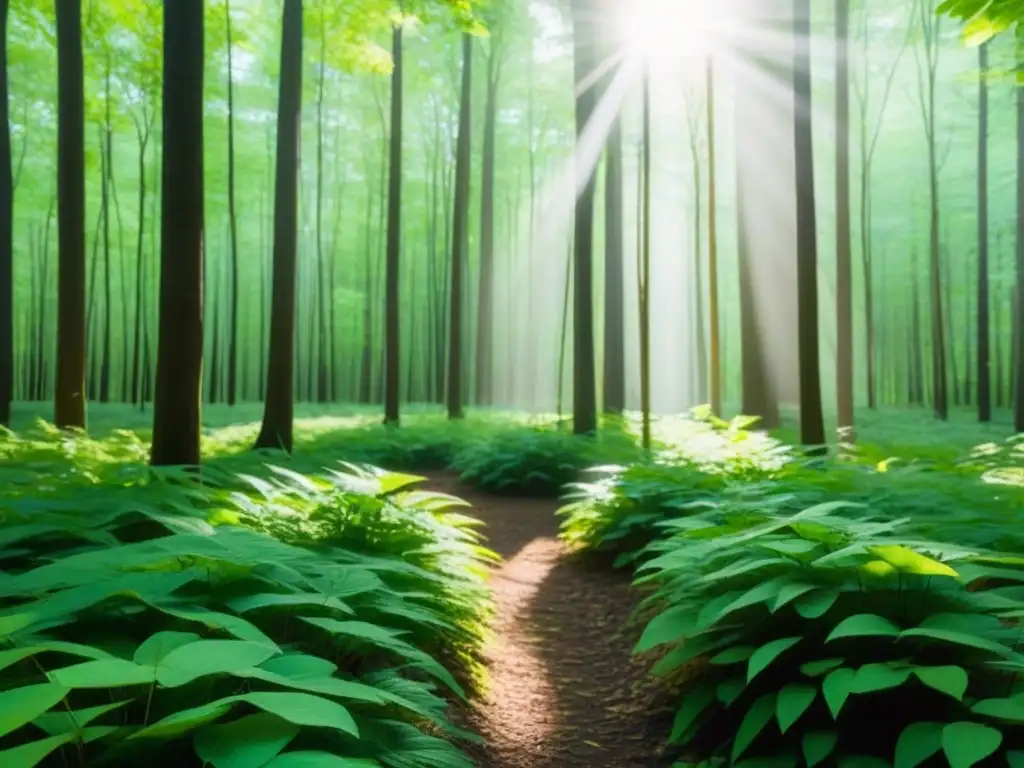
[0,443,494,767]
[635,501,1024,767]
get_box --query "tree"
[639,63,652,449]
[150,0,205,466]
[978,41,991,422]
[383,19,404,426]
[254,0,302,452]
[1015,33,1024,433]
[794,0,826,448]
[706,57,722,417]
[569,0,598,436]
[225,0,240,406]
[835,0,854,440]
[0,0,11,427]
[448,32,472,420]
[55,0,86,430]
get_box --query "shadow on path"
[428,474,676,768]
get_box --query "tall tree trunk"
[706,58,722,416]
[0,0,11,426]
[208,261,220,403]
[100,58,112,404]
[475,52,499,406]
[225,0,240,406]
[639,65,652,449]
[978,41,991,421]
[448,34,472,420]
[835,0,854,439]
[569,0,598,436]
[383,24,403,425]
[603,74,625,414]
[254,0,302,452]
[315,10,328,404]
[55,0,86,429]
[151,0,204,466]
[1015,36,1024,432]
[794,0,826,448]
[130,114,152,405]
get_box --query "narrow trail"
[428,475,676,768]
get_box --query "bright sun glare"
[619,0,734,61]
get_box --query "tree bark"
[254,0,302,452]
[448,34,472,420]
[475,52,499,406]
[1015,34,1024,432]
[55,0,86,430]
[978,42,991,422]
[383,24,403,425]
[707,58,722,417]
[0,0,11,426]
[226,0,240,406]
[835,0,854,439]
[150,0,205,466]
[603,72,625,414]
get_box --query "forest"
[3,0,1024,766]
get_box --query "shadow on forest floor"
[427,474,677,768]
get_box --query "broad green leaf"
[822,668,855,719]
[0,733,74,767]
[732,693,776,763]
[1008,751,1024,768]
[971,697,1024,721]
[776,684,815,734]
[227,593,353,616]
[710,646,755,665]
[0,641,112,673]
[720,578,789,620]
[748,637,801,683]
[913,666,968,701]
[635,607,695,653]
[133,631,202,667]
[800,658,844,677]
[941,722,1002,768]
[895,722,942,768]
[0,613,35,639]
[717,678,746,706]
[151,605,279,649]
[32,700,130,737]
[826,614,900,642]
[670,684,715,742]
[195,713,299,768]
[796,590,840,618]
[850,663,912,694]
[867,545,959,578]
[240,693,359,737]
[157,640,279,687]
[264,753,380,768]
[900,627,1012,657]
[802,731,837,768]
[0,684,70,739]
[259,654,338,680]
[772,582,817,612]
[51,659,156,689]
[132,699,238,740]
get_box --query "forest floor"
[427,475,678,768]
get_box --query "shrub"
[0,450,493,767]
[634,501,1024,767]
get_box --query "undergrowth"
[0,426,495,768]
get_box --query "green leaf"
[900,627,1012,656]
[0,613,35,639]
[670,684,715,743]
[32,700,130,737]
[157,640,279,687]
[913,666,968,701]
[710,646,755,665]
[195,713,299,768]
[800,658,844,677]
[747,637,801,683]
[941,722,1002,768]
[772,582,817,612]
[802,730,838,768]
[776,684,816,734]
[635,607,695,653]
[0,684,70,739]
[259,654,337,680]
[1007,751,1024,768]
[826,614,900,642]
[732,693,776,763]
[971,697,1024,721]
[822,668,855,719]
[264,754,380,768]
[793,589,839,619]
[50,659,156,688]
[240,693,359,738]
[134,631,202,667]
[0,733,75,767]
[850,663,912,694]
[867,545,959,578]
[132,699,238,740]
[717,678,746,706]
[895,723,942,768]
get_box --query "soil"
[426,474,678,768]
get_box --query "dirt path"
[429,475,676,768]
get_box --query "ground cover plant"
[0,424,495,767]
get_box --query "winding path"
[430,476,677,768]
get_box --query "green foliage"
[0,428,494,767]
[938,0,1024,44]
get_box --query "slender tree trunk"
[208,261,220,403]
[835,0,853,439]
[130,117,151,405]
[475,53,499,406]
[383,24,403,425]
[640,65,652,449]
[978,42,991,421]
[1015,36,1024,432]
[706,58,722,416]
[100,58,112,404]
[603,76,625,414]
[151,0,204,466]
[0,0,11,426]
[55,0,86,429]
[448,34,472,420]
[569,0,598,435]
[225,0,240,406]
[254,0,302,452]
[315,13,329,404]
